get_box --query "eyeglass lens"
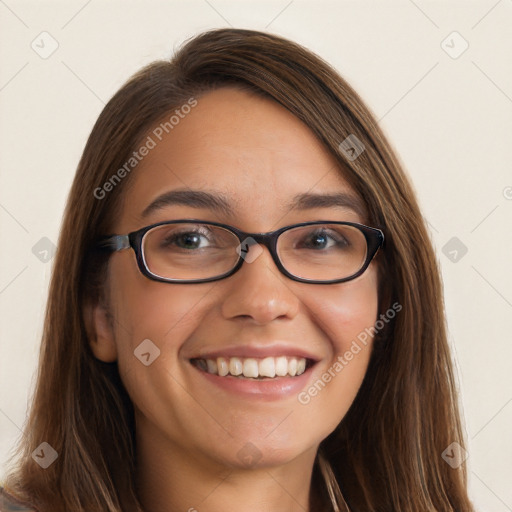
[142,222,370,282]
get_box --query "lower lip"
[190,362,315,401]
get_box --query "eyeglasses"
[96,219,384,285]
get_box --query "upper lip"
[190,343,322,362]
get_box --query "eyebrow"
[141,189,365,219]
[289,192,366,219]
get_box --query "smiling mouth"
[190,356,316,380]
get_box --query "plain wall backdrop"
[0,1,511,510]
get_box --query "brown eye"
[295,228,349,251]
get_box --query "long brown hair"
[3,28,474,511]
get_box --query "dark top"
[0,488,36,512]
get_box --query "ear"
[84,299,118,362]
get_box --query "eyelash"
[158,226,350,251]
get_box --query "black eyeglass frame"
[96,219,384,285]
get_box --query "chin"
[210,435,318,471]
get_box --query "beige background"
[1,1,511,510]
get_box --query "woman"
[1,28,474,511]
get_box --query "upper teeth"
[197,356,307,378]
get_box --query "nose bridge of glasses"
[243,231,275,247]
[244,231,280,255]
[234,231,281,270]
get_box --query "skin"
[87,87,380,512]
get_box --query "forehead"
[120,87,365,229]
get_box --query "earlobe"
[84,301,118,363]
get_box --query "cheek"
[294,269,379,434]
[109,252,207,331]
[105,257,220,441]
[106,253,216,374]
[305,268,380,354]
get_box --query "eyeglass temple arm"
[96,235,130,252]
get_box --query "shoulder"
[0,487,37,512]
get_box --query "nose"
[220,244,301,325]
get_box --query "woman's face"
[91,87,379,471]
